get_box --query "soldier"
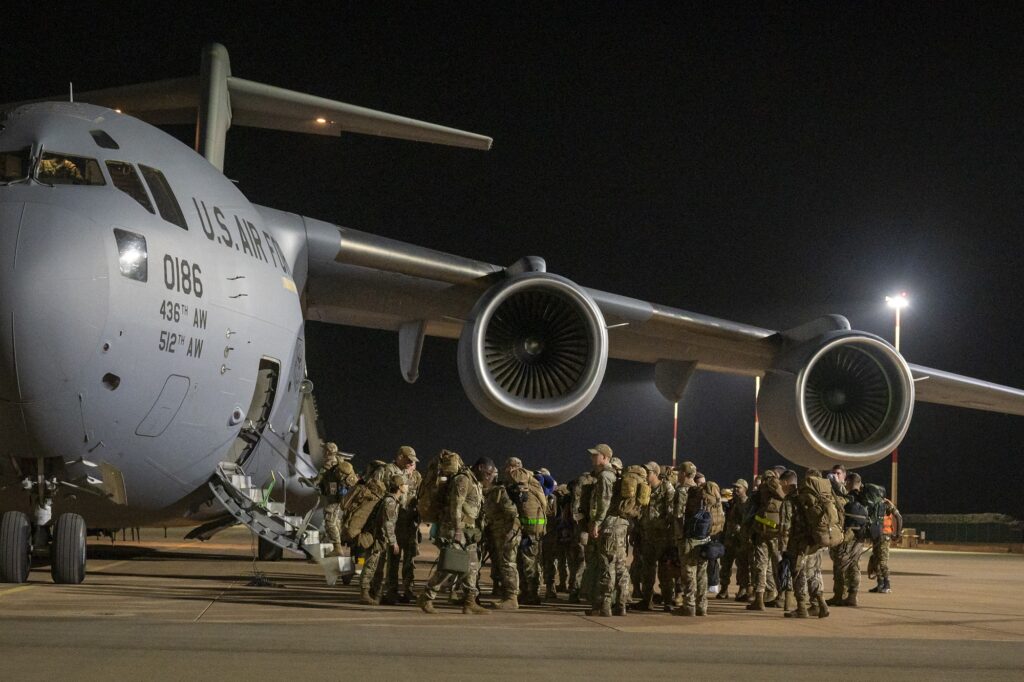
[670,461,698,608]
[568,471,595,603]
[635,462,675,611]
[768,470,798,610]
[719,479,749,600]
[831,472,866,606]
[417,451,488,615]
[746,469,785,611]
[314,442,358,557]
[360,474,406,605]
[675,480,724,617]
[478,457,521,609]
[541,475,570,600]
[586,444,630,617]
[785,468,831,619]
[869,495,902,594]
[503,457,546,605]
[366,446,423,600]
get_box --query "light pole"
[886,292,909,507]
[753,376,761,480]
[672,401,679,469]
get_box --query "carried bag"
[685,509,712,539]
[613,465,652,520]
[798,476,844,549]
[699,540,726,561]
[861,483,887,541]
[438,544,470,573]
[754,479,786,538]
[338,478,386,542]
[417,450,461,523]
[509,467,548,537]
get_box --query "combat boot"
[494,595,519,610]
[586,605,613,617]
[695,604,707,616]
[716,589,729,600]
[612,604,627,616]
[567,589,581,604]
[463,599,489,615]
[783,590,796,612]
[880,579,892,594]
[359,589,379,606]
[815,593,830,618]
[417,593,436,614]
[826,593,845,607]
[633,598,652,611]
[379,592,398,606]
[735,588,750,602]
[746,591,766,611]
[869,579,884,593]
[673,605,696,617]
[784,605,810,618]
[843,591,859,607]
[545,584,559,602]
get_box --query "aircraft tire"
[50,513,86,584]
[257,536,283,562]
[0,511,32,583]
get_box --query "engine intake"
[458,273,608,429]
[759,332,915,469]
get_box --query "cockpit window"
[36,152,106,186]
[139,165,188,230]
[0,148,30,183]
[105,161,154,213]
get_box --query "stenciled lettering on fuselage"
[190,197,290,275]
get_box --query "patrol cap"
[397,445,418,462]
[732,478,748,490]
[610,457,623,471]
[504,456,523,469]
[679,461,697,476]
[644,461,661,476]
[588,443,613,459]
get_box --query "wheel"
[0,511,32,583]
[257,536,283,562]
[50,513,86,584]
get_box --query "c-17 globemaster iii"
[1,44,1021,585]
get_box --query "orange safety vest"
[883,513,894,536]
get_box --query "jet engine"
[457,273,608,430]
[758,331,915,469]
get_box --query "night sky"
[5,4,1023,517]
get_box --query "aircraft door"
[225,357,280,466]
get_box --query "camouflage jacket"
[588,465,617,527]
[640,480,675,536]
[723,495,749,547]
[778,490,796,549]
[672,481,695,538]
[368,462,422,511]
[482,484,520,537]
[443,469,482,535]
[372,493,401,546]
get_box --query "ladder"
[198,462,353,585]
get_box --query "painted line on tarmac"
[0,585,34,598]
[193,578,241,622]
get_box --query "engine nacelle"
[457,273,608,430]
[759,331,915,469]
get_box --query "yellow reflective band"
[520,517,547,525]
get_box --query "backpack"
[754,477,786,538]
[843,499,870,536]
[572,472,595,523]
[797,476,844,549]
[338,478,386,542]
[613,465,652,520]
[684,482,723,538]
[416,450,462,523]
[508,467,548,537]
[861,483,887,541]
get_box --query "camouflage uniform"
[748,475,785,602]
[421,467,484,604]
[720,489,750,597]
[542,488,570,595]
[671,478,696,606]
[786,480,829,617]
[314,449,357,554]
[482,481,521,599]
[869,499,898,591]
[589,463,629,614]
[367,447,422,596]
[569,472,595,602]
[360,488,401,602]
[678,483,723,615]
[637,477,675,609]
[829,481,861,603]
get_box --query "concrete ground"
[1,528,1022,680]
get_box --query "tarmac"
[1,527,1022,680]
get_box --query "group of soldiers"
[313,441,901,619]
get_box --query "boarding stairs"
[189,462,353,585]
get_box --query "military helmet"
[609,457,623,472]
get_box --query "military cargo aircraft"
[2,44,1022,585]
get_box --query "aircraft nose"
[0,201,110,404]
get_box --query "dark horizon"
[5,4,1023,518]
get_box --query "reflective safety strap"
[520,517,547,525]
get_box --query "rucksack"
[843,499,870,536]
[861,483,887,541]
[797,476,844,549]
[572,472,595,523]
[613,465,652,520]
[754,477,786,538]
[417,450,462,523]
[684,482,723,538]
[338,478,386,542]
[508,467,548,537]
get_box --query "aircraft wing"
[300,219,1024,419]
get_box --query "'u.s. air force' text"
[191,198,290,275]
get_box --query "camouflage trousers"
[871,536,890,581]
[542,533,569,589]
[360,540,399,598]
[396,517,419,593]
[720,540,749,592]
[424,541,481,600]
[491,529,521,597]
[680,537,710,610]
[639,531,674,604]
[518,533,543,598]
[323,502,342,547]
[793,547,824,609]
[750,537,780,596]
[591,517,630,609]
[569,536,587,596]
[832,534,863,596]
